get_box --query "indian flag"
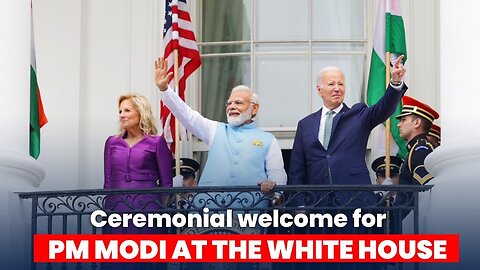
[367,0,407,158]
[30,8,48,159]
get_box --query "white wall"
[422,1,480,267]
[32,0,439,191]
[34,0,164,190]
[402,0,440,110]
[34,0,82,190]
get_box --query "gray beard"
[227,107,253,126]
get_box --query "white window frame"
[187,0,376,153]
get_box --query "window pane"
[255,55,310,127]
[312,0,365,40]
[201,44,251,55]
[201,55,251,122]
[255,43,309,53]
[199,0,368,135]
[311,54,365,112]
[202,0,251,42]
[255,0,309,41]
[312,42,365,53]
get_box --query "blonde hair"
[118,93,158,136]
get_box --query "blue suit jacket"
[289,84,407,186]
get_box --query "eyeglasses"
[225,100,256,107]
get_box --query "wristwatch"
[391,80,402,86]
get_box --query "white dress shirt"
[318,103,344,144]
[160,86,287,185]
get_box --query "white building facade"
[2,0,474,269]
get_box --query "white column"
[423,0,480,269]
[0,0,45,268]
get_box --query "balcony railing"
[18,185,432,270]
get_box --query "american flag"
[161,0,201,153]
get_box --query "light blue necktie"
[323,110,336,148]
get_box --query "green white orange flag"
[30,7,48,159]
[367,0,407,158]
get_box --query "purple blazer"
[103,133,173,189]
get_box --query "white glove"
[379,178,394,197]
[172,175,184,187]
[382,177,394,186]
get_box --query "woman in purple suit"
[103,93,172,234]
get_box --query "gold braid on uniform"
[413,165,433,185]
[407,140,434,185]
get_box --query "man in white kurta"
[154,57,287,208]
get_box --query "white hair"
[316,66,344,87]
[230,85,259,104]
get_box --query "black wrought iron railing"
[18,185,433,270]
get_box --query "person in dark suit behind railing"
[285,59,406,270]
[289,56,407,192]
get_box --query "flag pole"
[385,51,391,179]
[173,49,181,178]
[385,51,392,234]
[173,49,181,235]
[385,50,392,161]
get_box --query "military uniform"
[428,123,441,148]
[399,134,434,185]
[396,95,439,186]
[429,124,441,142]
[172,158,200,180]
[171,158,200,209]
[372,155,403,178]
[395,134,434,222]
[371,156,404,235]
[395,96,439,221]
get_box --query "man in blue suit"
[289,56,407,207]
